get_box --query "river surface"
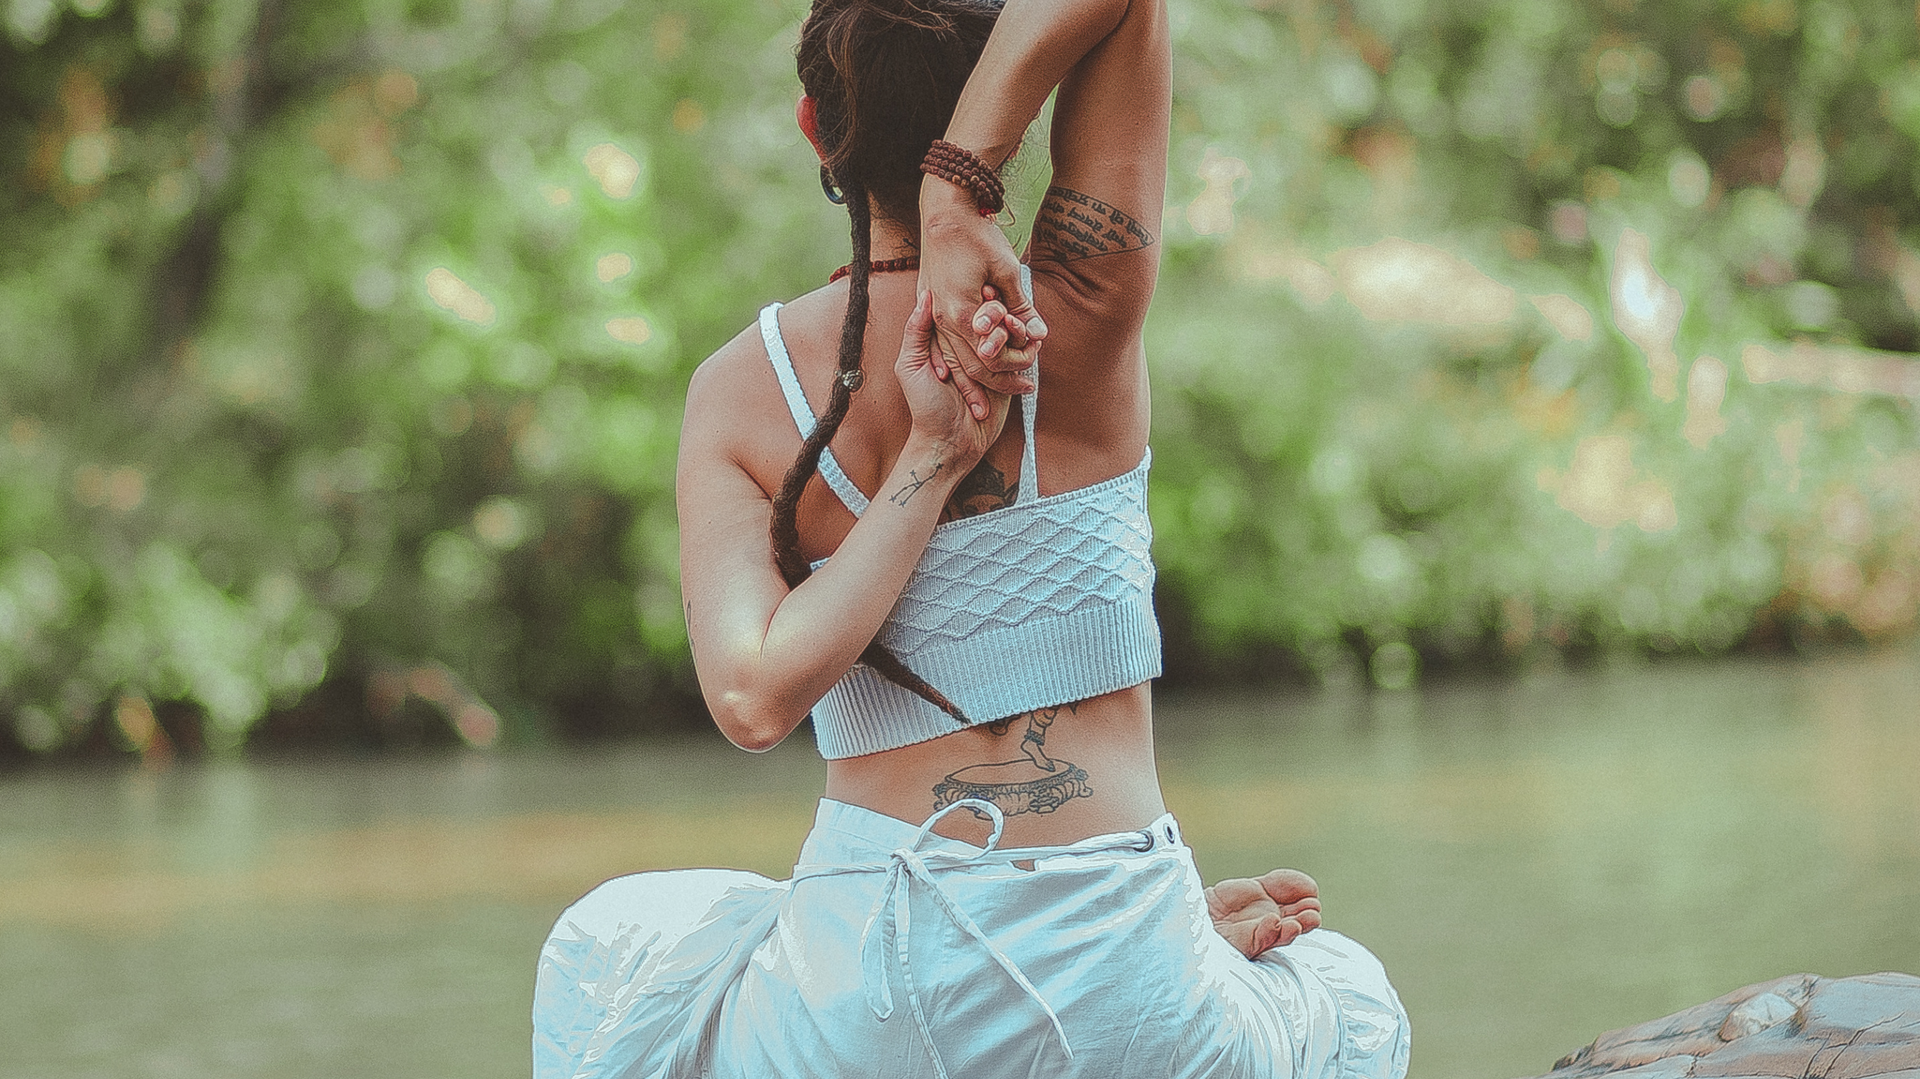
[3,649,1918,1079]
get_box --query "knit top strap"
[1015,264,1038,504]
[758,302,871,517]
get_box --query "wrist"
[920,140,1006,216]
[919,178,984,228]
[898,431,976,490]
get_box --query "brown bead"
[920,139,1005,214]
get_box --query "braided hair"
[779,0,1003,721]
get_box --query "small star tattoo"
[890,462,944,505]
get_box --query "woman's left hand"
[897,288,1013,465]
[1206,870,1323,959]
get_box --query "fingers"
[933,331,994,422]
[1221,912,1302,959]
[1207,873,1322,959]
[927,293,954,382]
[977,322,1009,361]
[1258,869,1319,905]
[903,288,935,355]
[925,276,1038,389]
[897,290,939,385]
[950,304,1035,382]
[971,302,1032,361]
[971,299,1007,335]
[1253,913,1311,955]
[971,296,1030,346]
[992,264,1048,342]
[1205,878,1266,918]
[940,332,1034,396]
[1252,915,1285,957]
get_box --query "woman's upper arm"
[1027,0,1171,326]
[676,352,793,749]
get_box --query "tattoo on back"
[1032,186,1155,262]
[949,459,1017,518]
[933,703,1091,818]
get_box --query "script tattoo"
[949,459,1018,518]
[933,703,1091,818]
[1031,186,1155,262]
[889,462,944,506]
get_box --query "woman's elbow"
[709,689,803,753]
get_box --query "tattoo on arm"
[889,462,944,506]
[933,702,1090,818]
[948,459,1018,518]
[1031,186,1155,263]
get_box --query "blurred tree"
[3,0,1920,757]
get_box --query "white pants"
[534,798,1410,1079]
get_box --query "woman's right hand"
[896,288,1012,466]
[919,185,1046,417]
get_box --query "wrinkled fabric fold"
[533,799,1410,1079]
[798,799,1118,1077]
[534,869,784,1079]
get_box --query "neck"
[867,201,919,262]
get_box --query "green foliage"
[4,0,1920,753]
[1148,0,1920,685]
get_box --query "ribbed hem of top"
[810,595,1163,760]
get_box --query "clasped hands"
[892,207,1044,460]
[917,203,1047,423]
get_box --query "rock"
[1717,991,1799,1041]
[1516,972,1920,1079]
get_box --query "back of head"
[797,0,1003,227]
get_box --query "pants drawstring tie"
[796,799,1163,1079]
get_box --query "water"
[3,650,1917,1079]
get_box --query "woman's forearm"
[729,435,969,741]
[938,0,1133,168]
[915,0,1142,379]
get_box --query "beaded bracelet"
[920,139,1006,217]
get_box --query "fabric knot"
[852,800,1073,1079]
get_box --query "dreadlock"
[773,0,1002,722]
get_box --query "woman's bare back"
[700,268,1161,848]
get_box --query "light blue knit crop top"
[759,298,1162,759]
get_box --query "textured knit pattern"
[760,299,1162,759]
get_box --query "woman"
[533,1,1410,1076]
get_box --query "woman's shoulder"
[684,317,768,415]
[682,306,799,456]
[681,293,844,475]
[689,289,840,391]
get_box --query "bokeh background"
[3,0,1919,1077]
[10,0,1920,755]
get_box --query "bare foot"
[1205,869,1322,959]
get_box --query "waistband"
[791,798,1183,1079]
[804,796,1181,861]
